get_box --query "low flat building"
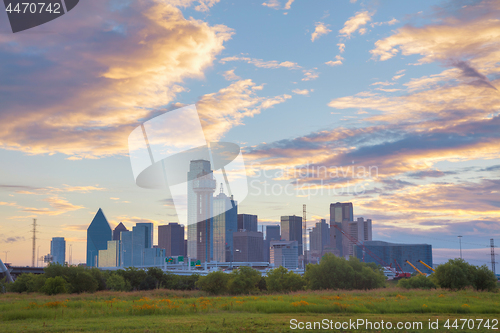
[270,240,298,270]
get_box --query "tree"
[473,265,497,292]
[266,266,305,293]
[106,273,130,291]
[305,254,385,290]
[42,276,67,295]
[433,258,475,290]
[227,266,261,294]
[196,271,229,295]
[118,267,147,291]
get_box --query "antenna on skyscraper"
[303,204,307,269]
[32,218,37,267]
[220,182,224,194]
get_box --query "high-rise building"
[87,208,112,267]
[281,215,303,255]
[158,223,185,257]
[233,230,264,262]
[213,191,237,262]
[136,222,153,249]
[121,223,165,267]
[270,240,298,269]
[50,237,66,265]
[354,241,433,274]
[264,225,280,262]
[329,202,354,257]
[187,160,216,261]
[310,219,329,254]
[98,240,119,267]
[237,214,257,232]
[113,222,128,241]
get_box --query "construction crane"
[394,259,411,279]
[417,260,435,272]
[405,260,426,276]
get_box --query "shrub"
[227,266,261,294]
[106,273,130,291]
[117,267,147,291]
[8,273,46,293]
[305,254,385,290]
[397,274,437,289]
[42,276,67,295]
[196,271,229,295]
[473,265,497,292]
[266,266,305,293]
[67,271,98,294]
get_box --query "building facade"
[158,223,185,257]
[113,222,128,241]
[98,240,119,267]
[121,223,165,267]
[329,202,354,257]
[354,241,433,274]
[281,216,303,255]
[187,160,216,261]
[233,230,264,262]
[270,240,299,270]
[87,208,112,267]
[309,219,330,254]
[50,237,66,265]
[213,191,238,262]
[237,214,258,232]
[264,225,280,262]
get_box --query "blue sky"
[0,0,499,267]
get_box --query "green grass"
[1,288,499,332]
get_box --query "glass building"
[87,208,112,267]
[310,219,329,254]
[187,160,216,260]
[213,191,237,262]
[237,214,257,232]
[270,240,299,269]
[329,202,354,257]
[158,223,185,257]
[233,230,263,262]
[113,222,128,241]
[281,216,303,255]
[264,225,280,262]
[50,237,66,265]
[98,240,119,267]
[354,241,433,274]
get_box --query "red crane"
[393,259,411,279]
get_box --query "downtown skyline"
[0,0,499,267]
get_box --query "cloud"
[220,56,301,69]
[337,43,345,53]
[262,0,280,9]
[302,69,319,81]
[311,22,332,42]
[0,0,233,158]
[450,60,497,90]
[222,69,241,81]
[325,55,344,67]
[370,18,398,27]
[292,89,313,96]
[0,236,25,244]
[166,0,221,12]
[406,169,458,179]
[339,11,374,38]
[284,0,294,10]
[370,81,395,86]
[63,224,89,232]
[196,80,292,141]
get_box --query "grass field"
[1,288,499,332]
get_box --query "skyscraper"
[158,223,185,257]
[87,208,112,267]
[50,237,66,265]
[310,219,330,254]
[213,190,237,262]
[237,214,257,232]
[329,202,354,257]
[136,222,153,249]
[233,230,264,262]
[281,215,303,255]
[187,160,216,261]
[113,222,128,241]
[121,223,165,267]
[270,240,299,269]
[264,225,280,262]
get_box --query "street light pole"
[3,251,9,263]
[458,236,463,259]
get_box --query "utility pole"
[303,204,307,271]
[3,251,8,262]
[458,235,462,259]
[32,219,37,267]
[491,239,496,274]
[69,244,72,266]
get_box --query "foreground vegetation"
[0,288,499,332]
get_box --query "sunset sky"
[0,0,499,267]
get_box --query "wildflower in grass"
[291,300,310,307]
[438,294,445,298]
[462,304,470,308]
[422,304,428,308]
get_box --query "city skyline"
[0,0,499,267]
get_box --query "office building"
[329,202,354,257]
[213,190,237,262]
[98,240,120,267]
[50,237,66,265]
[237,214,258,232]
[354,241,433,274]
[270,240,299,270]
[264,225,280,262]
[187,160,216,261]
[121,223,165,267]
[113,222,128,241]
[309,219,330,254]
[158,223,185,257]
[281,215,303,255]
[233,230,264,262]
[87,208,112,267]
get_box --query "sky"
[0,0,499,268]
